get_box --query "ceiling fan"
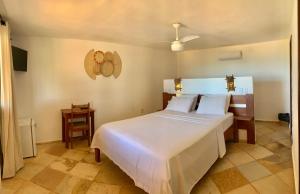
[170,23,200,51]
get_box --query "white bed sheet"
[91,110,233,194]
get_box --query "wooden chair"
[67,103,91,148]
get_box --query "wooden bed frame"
[95,92,255,162]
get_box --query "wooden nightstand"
[234,116,255,144]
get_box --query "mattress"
[91,110,233,194]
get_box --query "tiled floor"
[1,121,295,194]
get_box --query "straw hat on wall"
[84,49,96,80]
[84,49,122,79]
[113,51,122,78]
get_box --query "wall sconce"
[225,75,236,92]
[174,78,182,91]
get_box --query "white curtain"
[0,23,23,178]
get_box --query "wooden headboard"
[162,92,254,118]
[162,92,176,109]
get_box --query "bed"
[91,93,254,194]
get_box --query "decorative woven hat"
[84,49,96,80]
[93,63,102,75]
[94,50,104,64]
[104,51,113,61]
[113,51,122,78]
[101,61,114,77]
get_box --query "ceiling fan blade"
[180,35,200,43]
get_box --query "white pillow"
[225,94,232,113]
[165,96,195,113]
[196,94,229,115]
[179,94,198,111]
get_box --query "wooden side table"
[61,108,95,148]
[234,116,255,144]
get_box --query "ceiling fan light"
[171,41,184,51]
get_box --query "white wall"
[291,0,299,193]
[13,37,176,143]
[12,37,291,142]
[176,39,290,121]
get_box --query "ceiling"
[0,0,294,50]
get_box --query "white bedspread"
[91,110,233,194]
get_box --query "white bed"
[91,110,233,194]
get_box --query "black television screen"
[12,46,27,71]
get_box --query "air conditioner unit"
[19,118,37,158]
[219,51,243,61]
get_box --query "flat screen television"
[12,46,27,72]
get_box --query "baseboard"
[255,119,279,122]
[36,140,61,144]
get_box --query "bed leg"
[95,148,101,162]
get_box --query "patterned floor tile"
[211,167,249,193]
[256,135,274,145]
[226,143,242,153]
[279,160,294,169]
[69,162,101,181]
[208,158,234,175]
[234,143,258,152]
[277,138,292,147]
[263,142,286,152]
[246,145,274,159]
[237,161,271,182]
[191,177,221,194]
[276,168,295,190]
[62,149,88,161]
[225,151,255,166]
[120,185,148,194]
[224,184,258,194]
[260,121,283,130]
[72,139,92,152]
[257,153,293,174]
[252,175,293,194]
[55,175,92,194]
[271,121,289,127]
[37,143,57,153]
[273,147,292,161]
[269,130,290,140]
[0,177,27,194]
[81,152,109,166]
[49,157,78,173]
[86,182,121,194]
[15,181,50,194]
[255,127,274,137]
[81,152,100,165]
[16,161,45,180]
[44,142,67,156]
[24,153,58,167]
[31,167,66,191]
[3,121,294,194]
[94,160,134,185]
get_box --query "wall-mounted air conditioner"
[218,51,243,61]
